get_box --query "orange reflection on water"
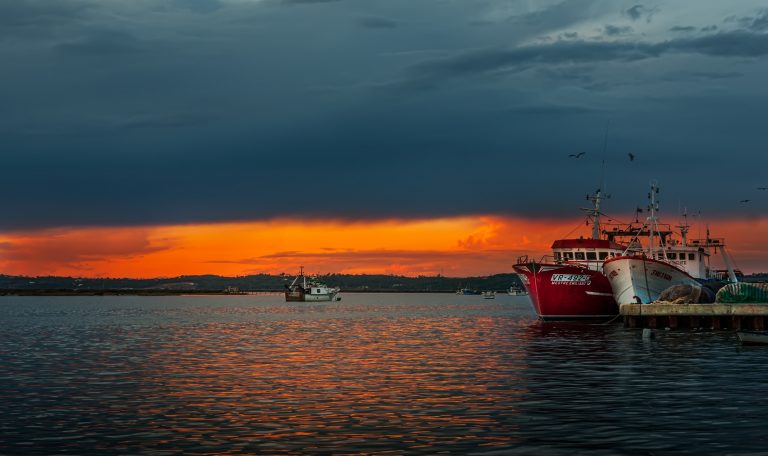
[132,315,531,452]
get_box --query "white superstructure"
[603,182,738,304]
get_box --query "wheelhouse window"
[564,252,574,260]
[586,252,597,260]
[598,252,609,260]
[575,252,585,260]
[668,252,676,260]
[688,253,695,260]
[555,252,562,261]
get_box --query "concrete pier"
[620,303,768,330]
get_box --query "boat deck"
[620,303,768,330]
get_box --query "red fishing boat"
[513,189,626,320]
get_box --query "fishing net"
[715,283,768,303]
[657,284,715,304]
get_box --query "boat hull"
[737,331,768,345]
[285,290,339,302]
[513,263,618,320]
[603,256,700,305]
[457,289,482,295]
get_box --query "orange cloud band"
[0,216,764,278]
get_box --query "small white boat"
[737,331,768,345]
[507,286,528,296]
[456,285,481,295]
[285,267,340,302]
[482,291,496,299]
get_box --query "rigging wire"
[558,219,591,240]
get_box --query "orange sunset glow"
[1,216,766,278]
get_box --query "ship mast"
[704,224,738,283]
[587,189,603,240]
[646,181,666,259]
[676,210,689,248]
[582,181,609,240]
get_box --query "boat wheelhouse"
[551,238,627,271]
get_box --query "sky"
[2,0,767,277]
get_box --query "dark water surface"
[1,294,766,455]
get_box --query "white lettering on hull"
[551,274,592,286]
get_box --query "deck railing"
[689,238,726,247]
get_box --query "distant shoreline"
[0,289,464,296]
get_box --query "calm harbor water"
[1,293,766,455]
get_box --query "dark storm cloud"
[604,25,633,36]
[673,31,768,56]
[408,31,768,84]
[2,0,768,230]
[624,4,657,23]
[0,0,91,27]
[739,9,768,31]
[0,0,92,41]
[687,71,743,79]
[500,103,602,115]
[625,5,645,21]
[114,112,214,130]
[535,65,596,82]
[358,16,398,29]
[512,0,599,28]
[54,30,146,56]
[660,71,744,84]
[670,26,697,33]
[172,0,224,14]
[407,42,654,84]
[281,0,342,4]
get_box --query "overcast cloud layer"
[3,0,767,229]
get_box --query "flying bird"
[628,152,635,161]
[758,187,768,190]
[569,152,586,158]
[740,199,751,203]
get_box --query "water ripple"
[1,294,766,454]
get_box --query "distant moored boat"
[507,285,528,296]
[456,286,482,295]
[285,267,340,302]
